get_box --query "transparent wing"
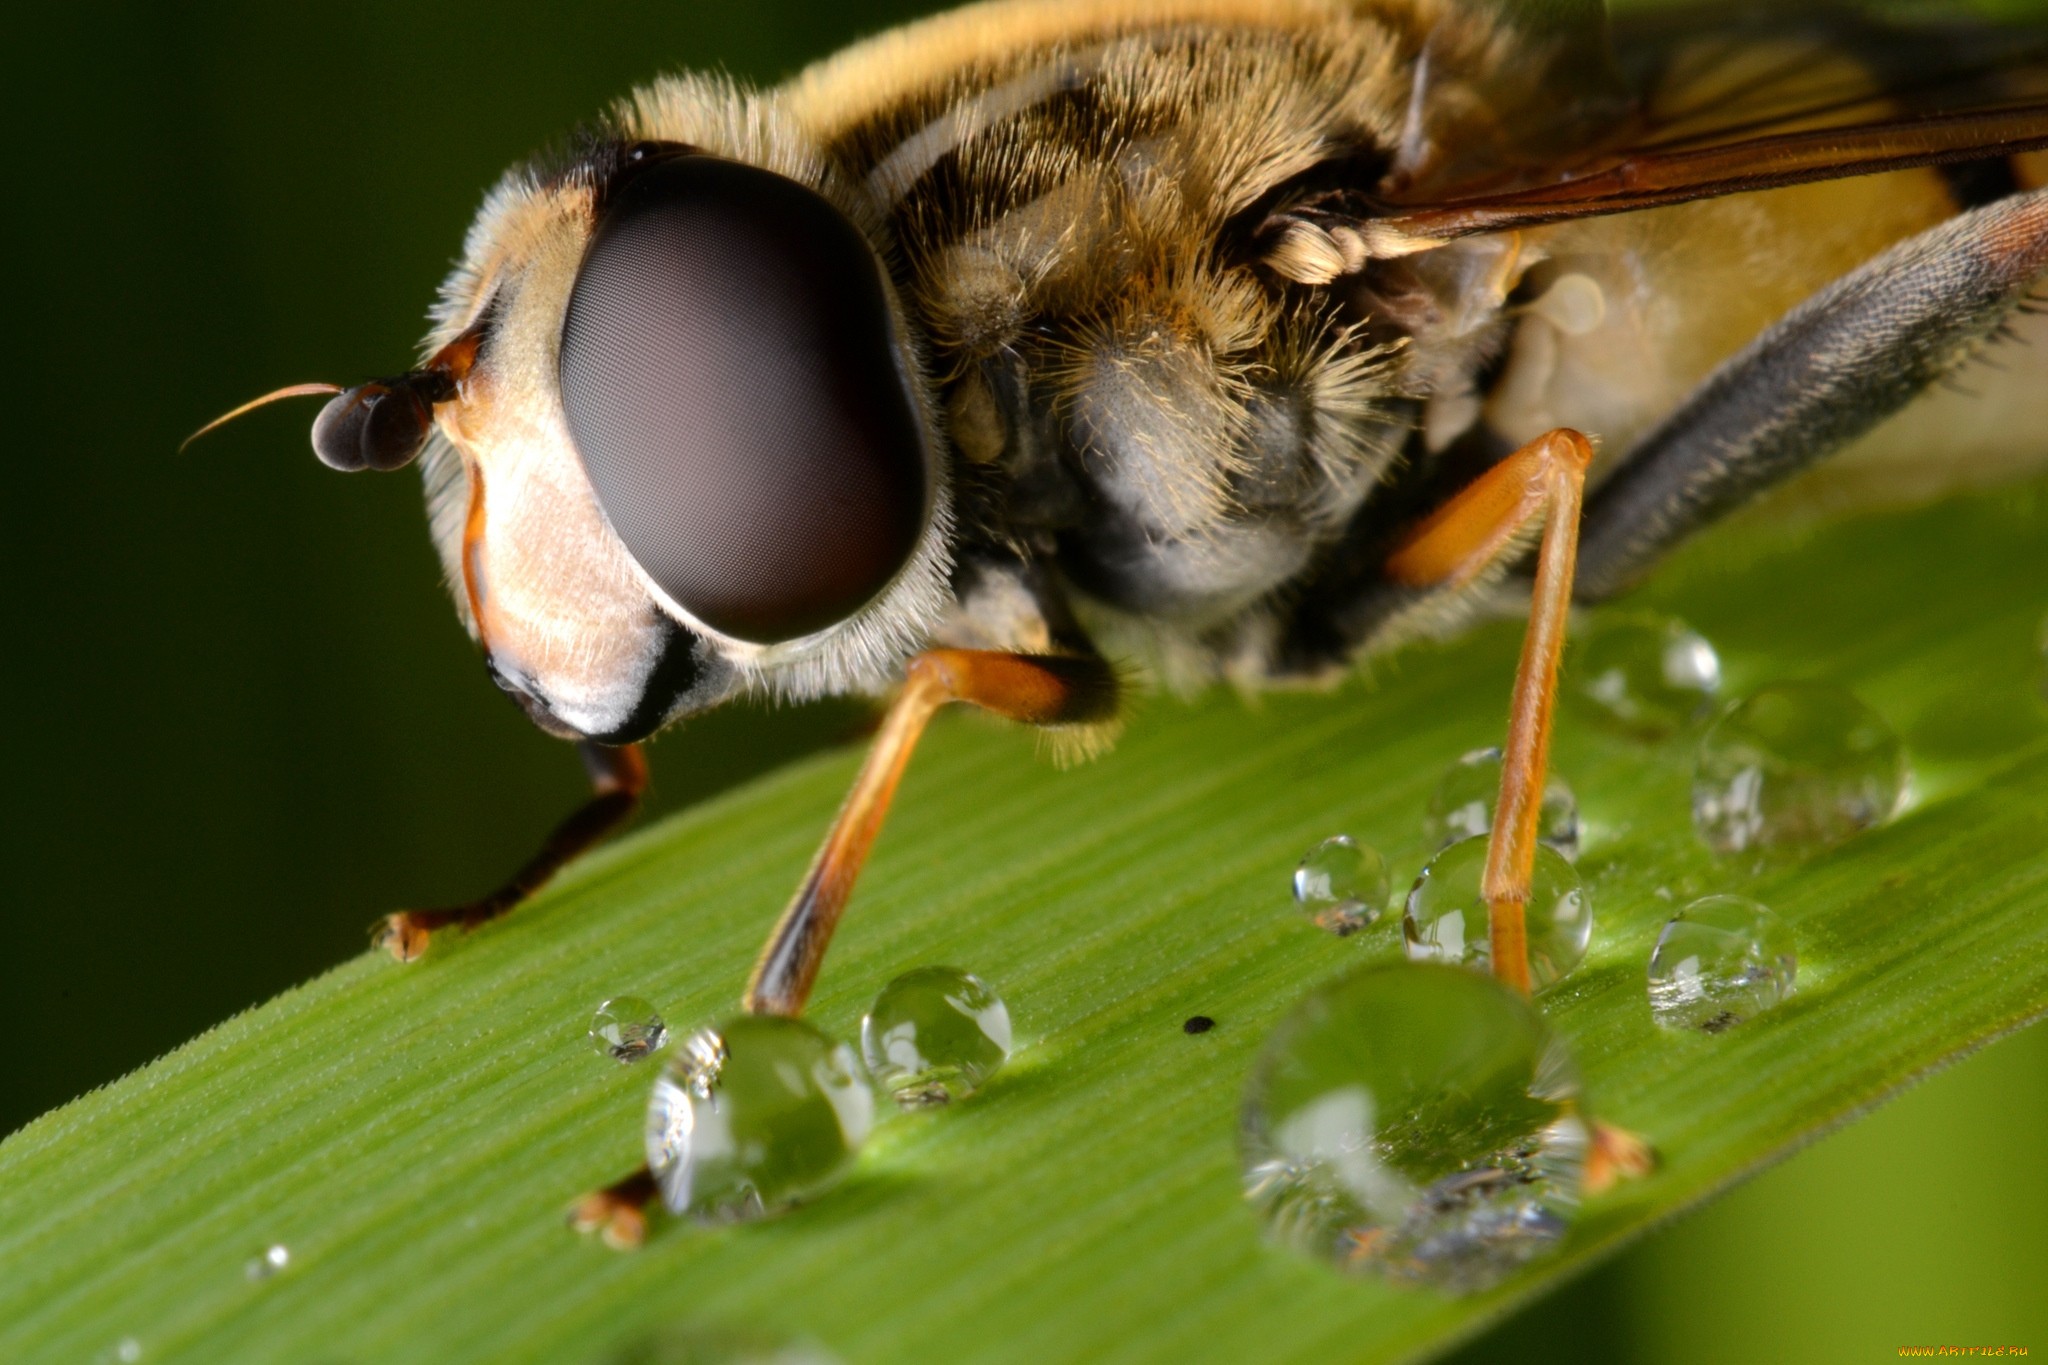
[1330,5,2048,247]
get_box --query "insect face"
[405,117,956,743]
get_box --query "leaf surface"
[2,488,2045,1365]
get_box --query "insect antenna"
[179,382,344,452]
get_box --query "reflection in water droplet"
[601,1324,843,1365]
[1692,683,1907,854]
[1403,837,1591,991]
[860,966,1011,1108]
[1647,896,1797,1032]
[645,1016,873,1222]
[590,996,670,1063]
[1571,613,1721,737]
[1423,748,1580,861]
[1240,963,1586,1294]
[1292,836,1391,936]
[244,1243,290,1281]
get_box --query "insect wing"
[1376,11,2048,242]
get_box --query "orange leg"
[1387,429,1592,996]
[746,649,1117,1017]
[572,649,1116,1247]
[377,741,648,962]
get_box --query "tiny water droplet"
[645,1016,873,1221]
[1239,962,1586,1293]
[1403,836,1591,991]
[1692,682,1907,854]
[244,1243,290,1281]
[1423,748,1580,861]
[590,996,670,1063]
[1571,613,1720,737]
[115,1340,142,1364]
[860,966,1012,1108]
[1647,895,1797,1031]
[1291,836,1390,935]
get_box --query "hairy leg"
[1578,188,2048,598]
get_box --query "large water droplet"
[645,1016,874,1222]
[1571,612,1721,737]
[1292,836,1390,936]
[591,996,670,1063]
[1423,748,1580,861]
[243,1243,290,1281]
[1692,682,1907,854]
[860,966,1011,1108]
[1647,895,1797,1032]
[1403,836,1591,991]
[1239,962,1586,1293]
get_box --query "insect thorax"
[807,11,1469,681]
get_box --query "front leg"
[573,648,1118,1245]
[376,740,647,962]
[748,649,1120,1016]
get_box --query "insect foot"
[1583,1121,1657,1196]
[569,1168,659,1251]
[372,912,432,964]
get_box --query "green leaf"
[2,486,2045,1365]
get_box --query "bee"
[194,0,2048,1238]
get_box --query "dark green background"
[5,3,2043,1361]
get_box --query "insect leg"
[570,1166,660,1251]
[375,741,648,962]
[1387,429,1594,995]
[745,649,1118,1018]
[572,650,1116,1248]
[1577,188,2048,598]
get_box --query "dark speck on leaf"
[1183,1015,1215,1035]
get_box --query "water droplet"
[590,996,670,1063]
[1571,613,1721,737]
[1423,748,1580,861]
[244,1243,290,1280]
[860,966,1011,1108]
[1692,682,1907,854]
[1647,895,1797,1032]
[1403,836,1591,992]
[645,1016,873,1222]
[1239,962,1586,1293]
[1291,836,1391,935]
[115,1340,143,1364]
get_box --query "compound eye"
[558,154,929,644]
